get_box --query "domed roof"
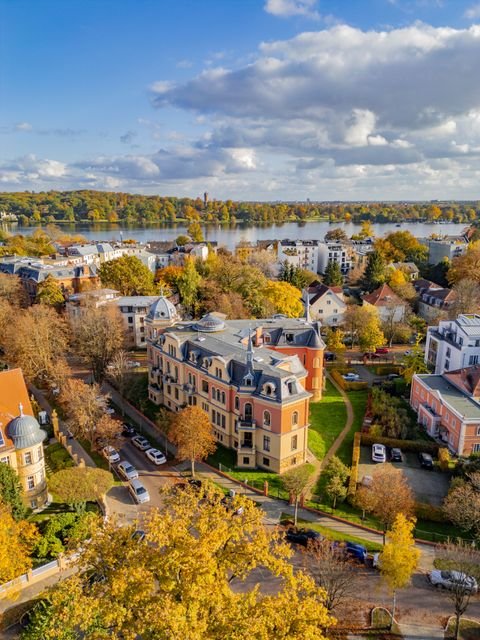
[7,407,46,449]
[147,296,179,323]
[193,313,226,333]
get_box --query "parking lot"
[358,446,451,506]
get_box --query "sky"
[2,0,480,201]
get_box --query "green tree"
[98,255,156,295]
[379,514,420,629]
[48,467,114,513]
[363,251,386,292]
[177,257,201,315]
[36,276,65,308]
[0,461,26,520]
[323,260,343,286]
[325,475,347,510]
[281,464,313,525]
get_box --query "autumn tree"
[323,260,343,286]
[0,500,39,583]
[378,514,420,628]
[0,272,27,307]
[360,464,415,542]
[281,464,313,525]
[263,280,304,318]
[401,339,429,384]
[448,242,480,285]
[325,228,348,242]
[435,541,480,640]
[449,278,480,318]
[36,275,65,308]
[443,475,480,540]
[325,328,346,358]
[170,406,216,476]
[70,303,125,381]
[358,308,385,353]
[3,305,69,386]
[0,461,26,520]
[59,379,112,445]
[306,538,360,612]
[48,467,113,513]
[98,255,156,295]
[22,485,334,639]
[187,220,204,242]
[106,349,132,403]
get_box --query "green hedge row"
[331,370,369,391]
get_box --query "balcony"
[419,403,441,426]
[429,329,461,350]
[236,419,257,431]
[238,442,256,454]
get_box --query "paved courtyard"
[358,447,450,506]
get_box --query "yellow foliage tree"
[26,485,334,639]
[379,513,420,628]
[448,242,480,285]
[388,268,407,288]
[0,500,39,583]
[263,280,304,318]
[170,406,216,476]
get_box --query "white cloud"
[264,0,320,19]
[464,3,480,19]
[14,122,32,131]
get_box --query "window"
[327,300,331,305]
[174,388,179,400]
[202,380,209,393]
[313,357,321,368]
[37,447,43,462]
[222,415,226,428]
[473,444,480,453]
[263,436,270,451]
[243,457,250,465]
[221,392,226,404]
[444,360,450,370]
[128,316,133,324]
[291,435,298,451]
[476,426,480,436]
[27,476,35,490]
[262,457,270,467]
[30,499,37,509]
[234,396,239,411]
[0,455,10,465]
[446,347,451,357]
[459,337,464,346]
[24,452,32,465]
[202,402,209,412]
[263,411,271,427]
[292,411,299,426]
[470,355,479,365]
[285,333,294,343]
[287,381,294,394]
[0,430,4,447]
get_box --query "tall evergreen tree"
[0,462,26,520]
[363,250,386,292]
[323,260,343,286]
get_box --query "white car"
[132,436,151,451]
[342,372,360,381]
[428,570,478,594]
[127,360,141,368]
[128,479,150,504]
[102,446,120,464]
[117,460,139,481]
[372,443,386,463]
[145,448,167,465]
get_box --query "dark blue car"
[345,542,367,563]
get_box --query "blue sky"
[2,0,480,199]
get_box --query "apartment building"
[146,310,325,472]
[277,240,320,273]
[317,241,353,275]
[420,236,468,264]
[425,314,480,374]
[0,369,48,509]
[411,366,480,456]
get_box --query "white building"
[305,283,346,326]
[277,240,319,273]
[425,314,480,374]
[317,241,353,275]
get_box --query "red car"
[375,347,389,354]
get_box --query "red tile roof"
[362,283,404,307]
[0,368,34,451]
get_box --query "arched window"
[244,403,253,420]
[313,357,321,368]
[234,396,239,411]
[263,410,271,427]
[292,411,299,426]
[221,391,226,404]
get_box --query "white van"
[128,479,150,504]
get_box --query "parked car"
[117,460,139,481]
[418,452,434,469]
[371,378,384,386]
[128,479,150,504]
[372,443,387,463]
[102,446,120,464]
[127,360,141,368]
[285,528,323,547]
[345,542,368,563]
[390,447,403,462]
[122,424,137,438]
[342,372,360,381]
[132,436,151,451]
[386,373,400,380]
[145,448,167,465]
[375,347,389,354]
[364,352,381,360]
[428,570,478,594]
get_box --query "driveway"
[358,447,450,506]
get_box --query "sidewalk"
[195,462,435,571]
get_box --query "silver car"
[117,460,139,481]
[128,479,150,504]
[428,570,478,594]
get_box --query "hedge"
[360,433,440,455]
[348,432,361,496]
[371,364,403,375]
[331,370,369,391]
[415,501,447,523]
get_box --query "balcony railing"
[236,419,256,431]
[238,442,256,454]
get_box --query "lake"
[5,220,469,251]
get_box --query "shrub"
[331,370,368,391]
[372,365,402,375]
[360,433,439,455]
[438,447,451,472]
[415,502,447,523]
[348,432,361,496]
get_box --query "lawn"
[44,442,74,475]
[335,389,368,465]
[28,500,100,523]
[78,438,111,471]
[445,618,480,640]
[308,379,347,461]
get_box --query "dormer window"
[262,382,276,396]
[264,334,271,344]
[286,380,295,394]
[285,333,294,344]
